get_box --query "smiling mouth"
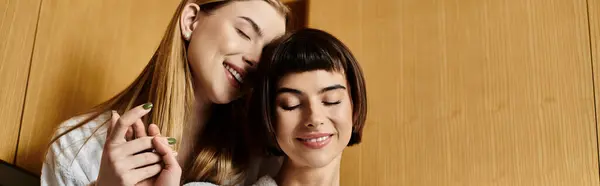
[297,134,334,142]
[223,63,243,84]
[296,134,334,149]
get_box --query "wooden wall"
[591,0,600,170]
[1,0,599,185]
[308,0,600,185]
[14,0,181,173]
[0,0,42,164]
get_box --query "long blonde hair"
[50,0,289,184]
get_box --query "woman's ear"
[180,3,202,41]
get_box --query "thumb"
[152,137,180,171]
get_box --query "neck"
[193,90,212,124]
[275,154,342,186]
[178,90,212,165]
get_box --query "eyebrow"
[276,88,301,95]
[239,16,263,37]
[276,84,347,96]
[319,84,346,94]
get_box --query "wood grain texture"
[590,0,600,167]
[0,0,42,164]
[309,0,600,185]
[16,0,180,174]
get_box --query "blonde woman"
[41,0,289,185]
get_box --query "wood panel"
[309,0,599,185]
[0,0,42,164]
[590,0,600,164]
[16,0,181,174]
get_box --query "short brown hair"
[249,28,368,156]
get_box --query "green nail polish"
[143,103,153,110]
[168,137,177,145]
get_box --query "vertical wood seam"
[584,0,600,182]
[14,0,45,165]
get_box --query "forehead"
[277,70,347,92]
[216,1,286,42]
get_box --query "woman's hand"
[152,133,182,186]
[96,103,171,186]
[135,124,182,186]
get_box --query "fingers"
[126,123,156,150]
[148,124,160,136]
[127,119,148,141]
[108,103,153,144]
[133,119,147,139]
[124,163,162,184]
[126,126,134,141]
[123,152,161,170]
[152,137,180,171]
[119,136,170,156]
[106,111,120,138]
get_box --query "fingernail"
[143,103,153,110]
[168,137,177,145]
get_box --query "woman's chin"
[295,155,337,169]
[208,91,240,104]
[209,95,233,104]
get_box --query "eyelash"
[280,101,341,111]
[236,28,251,40]
[281,105,299,111]
[323,101,341,106]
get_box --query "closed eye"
[281,104,300,111]
[323,101,341,106]
[236,28,251,40]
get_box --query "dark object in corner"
[0,159,39,186]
